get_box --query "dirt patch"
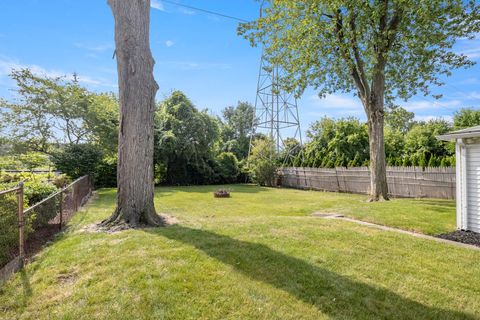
[79,214,179,234]
[26,224,62,257]
[437,230,480,247]
[56,271,78,285]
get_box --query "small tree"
[239,1,480,200]
[249,138,278,186]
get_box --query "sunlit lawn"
[1,185,478,320]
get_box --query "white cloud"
[462,91,480,100]
[459,47,480,59]
[180,8,195,15]
[165,40,175,47]
[309,94,363,111]
[0,56,116,89]
[402,99,461,112]
[151,0,165,11]
[0,57,64,79]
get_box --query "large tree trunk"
[365,82,389,201]
[102,0,164,227]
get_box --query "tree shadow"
[147,225,475,319]
[416,199,456,209]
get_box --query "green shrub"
[216,152,240,184]
[52,144,103,179]
[94,156,117,188]
[252,159,277,186]
[24,181,57,206]
[249,139,278,187]
[52,174,71,188]
[22,181,58,229]
[0,193,19,265]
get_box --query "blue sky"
[1,0,479,136]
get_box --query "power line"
[160,0,249,23]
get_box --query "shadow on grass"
[148,225,475,319]
[416,199,456,209]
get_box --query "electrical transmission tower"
[249,53,304,165]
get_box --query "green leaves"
[239,0,480,101]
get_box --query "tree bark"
[102,0,164,227]
[365,80,389,201]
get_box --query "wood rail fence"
[279,166,456,199]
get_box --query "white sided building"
[438,126,480,233]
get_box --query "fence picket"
[279,166,455,199]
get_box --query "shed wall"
[466,144,480,232]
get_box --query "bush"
[249,139,278,187]
[215,152,240,184]
[52,144,103,180]
[94,156,117,188]
[24,181,57,206]
[52,174,71,188]
[252,159,277,186]
[23,181,58,228]
[0,193,19,266]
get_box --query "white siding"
[466,144,480,232]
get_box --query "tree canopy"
[239,0,480,200]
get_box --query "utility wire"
[160,0,249,23]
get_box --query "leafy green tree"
[51,144,103,179]
[248,138,278,186]
[453,107,480,129]
[384,127,405,163]
[154,91,221,185]
[405,119,452,164]
[304,117,369,168]
[385,104,415,133]
[220,101,255,160]
[239,1,480,200]
[0,69,119,154]
[82,93,119,155]
[279,137,302,167]
[216,152,240,184]
[0,69,57,153]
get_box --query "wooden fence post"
[17,181,25,264]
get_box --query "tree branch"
[333,10,367,100]
[386,5,403,50]
[348,10,370,99]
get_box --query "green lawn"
[1,185,479,320]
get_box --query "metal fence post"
[59,191,63,231]
[17,181,25,264]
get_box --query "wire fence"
[0,175,93,283]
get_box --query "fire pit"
[213,189,230,198]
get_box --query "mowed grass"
[1,185,479,320]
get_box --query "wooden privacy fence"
[279,166,456,199]
[0,175,93,285]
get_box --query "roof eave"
[437,132,480,141]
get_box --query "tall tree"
[0,69,119,154]
[102,0,164,227]
[239,1,480,200]
[453,107,480,129]
[385,104,415,134]
[154,91,220,185]
[220,102,255,160]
